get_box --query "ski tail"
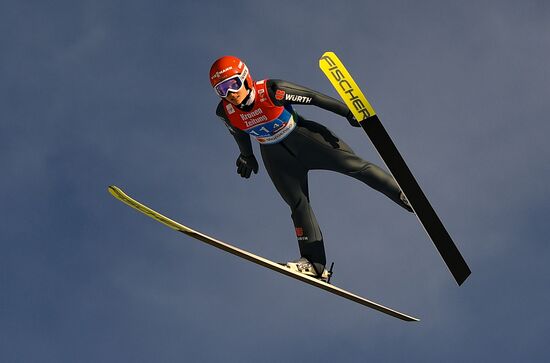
[362,117,471,285]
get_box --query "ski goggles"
[213,66,249,98]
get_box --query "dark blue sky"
[2,1,549,362]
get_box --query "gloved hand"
[346,111,361,127]
[236,153,259,178]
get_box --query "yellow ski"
[108,185,419,322]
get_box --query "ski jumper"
[216,79,411,271]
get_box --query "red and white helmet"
[209,56,254,98]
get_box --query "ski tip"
[319,51,336,64]
[108,185,125,199]
[318,51,376,121]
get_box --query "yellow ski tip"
[318,51,376,121]
[108,185,123,198]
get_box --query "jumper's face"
[224,85,248,105]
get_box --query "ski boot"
[283,257,333,283]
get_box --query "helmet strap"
[238,87,255,110]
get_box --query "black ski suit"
[216,79,411,273]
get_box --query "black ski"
[319,51,471,285]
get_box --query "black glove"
[236,153,259,178]
[346,111,361,127]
